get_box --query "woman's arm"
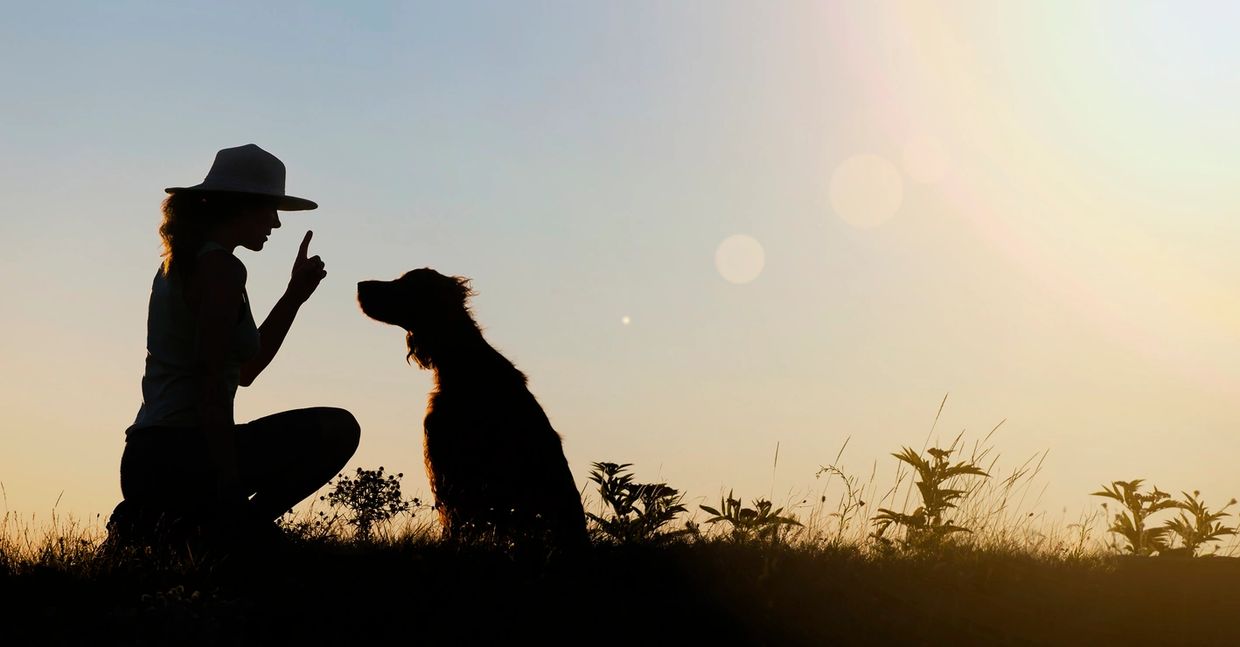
[239,230,326,387]
[194,250,249,499]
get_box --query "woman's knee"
[318,407,361,459]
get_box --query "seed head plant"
[321,467,416,541]
[815,464,867,544]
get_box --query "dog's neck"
[414,325,524,388]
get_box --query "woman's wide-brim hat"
[165,143,317,211]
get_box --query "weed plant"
[699,491,802,543]
[1163,491,1237,556]
[870,446,989,550]
[586,462,687,543]
[1092,481,1237,556]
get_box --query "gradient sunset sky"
[3,2,1239,526]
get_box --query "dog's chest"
[425,390,491,438]
[423,387,540,445]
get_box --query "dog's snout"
[357,280,381,302]
[356,281,376,311]
[357,278,402,327]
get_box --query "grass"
[4,414,1240,645]
[4,516,1239,646]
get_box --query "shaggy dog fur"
[357,269,587,548]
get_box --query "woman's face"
[233,200,281,252]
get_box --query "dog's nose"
[357,280,379,301]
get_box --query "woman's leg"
[114,427,217,547]
[120,429,216,506]
[235,407,361,520]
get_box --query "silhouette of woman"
[108,144,360,549]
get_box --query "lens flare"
[715,234,766,284]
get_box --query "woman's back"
[129,243,259,432]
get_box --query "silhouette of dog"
[357,269,587,549]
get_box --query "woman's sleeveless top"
[128,242,261,433]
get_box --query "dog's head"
[357,268,475,369]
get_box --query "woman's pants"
[119,407,361,524]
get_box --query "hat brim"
[165,186,318,211]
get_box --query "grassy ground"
[6,431,1238,645]
[3,522,1239,646]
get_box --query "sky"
[3,1,1240,529]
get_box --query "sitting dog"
[357,269,587,549]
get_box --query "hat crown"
[165,143,316,210]
[201,144,286,195]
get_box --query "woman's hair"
[158,192,275,277]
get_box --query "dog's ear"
[449,275,475,304]
[406,330,430,368]
[423,274,474,313]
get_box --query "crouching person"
[107,145,360,557]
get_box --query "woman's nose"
[272,212,282,229]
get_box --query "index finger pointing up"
[298,230,313,262]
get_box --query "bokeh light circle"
[715,234,765,284]
[829,154,904,228]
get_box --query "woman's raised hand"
[288,230,327,303]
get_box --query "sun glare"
[829,153,904,228]
[902,135,949,185]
